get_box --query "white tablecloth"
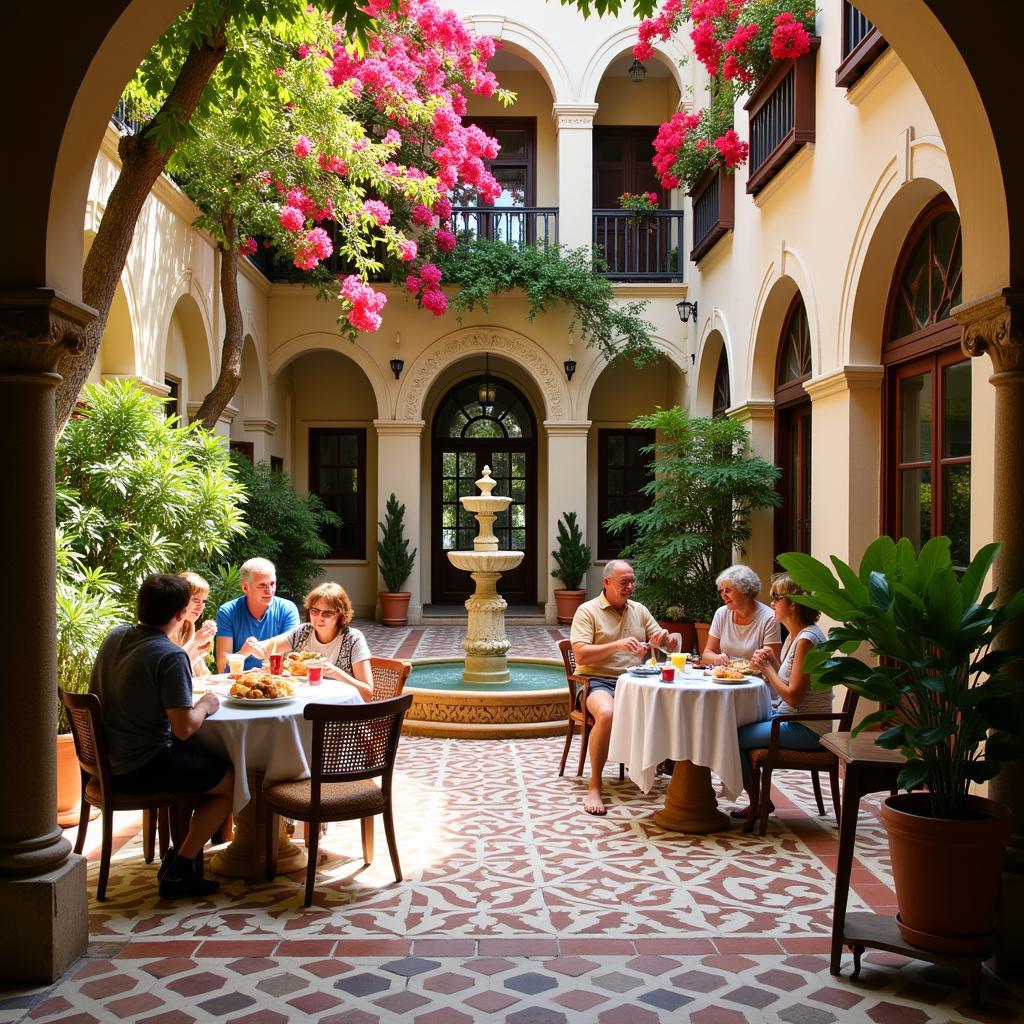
[192,680,363,812]
[607,670,772,799]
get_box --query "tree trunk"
[54,17,229,435]
[193,210,243,430]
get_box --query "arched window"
[434,377,533,440]
[775,295,812,556]
[712,349,731,419]
[883,199,969,565]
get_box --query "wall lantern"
[676,299,698,324]
[478,353,496,414]
[389,358,404,380]
[628,59,647,83]
[563,359,577,382]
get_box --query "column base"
[462,654,511,684]
[0,854,88,983]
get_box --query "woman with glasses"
[731,572,830,817]
[246,582,372,700]
[702,564,782,666]
[173,571,216,676]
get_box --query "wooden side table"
[820,732,991,1006]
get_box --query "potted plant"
[604,408,780,651]
[780,536,1024,955]
[617,190,659,226]
[550,512,592,624]
[378,493,417,626]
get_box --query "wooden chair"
[557,639,624,781]
[59,689,196,900]
[264,693,414,906]
[369,657,412,701]
[744,688,861,836]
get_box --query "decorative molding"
[727,399,775,423]
[543,420,592,437]
[242,417,277,435]
[100,373,170,397]
[955,289,1024,377]
[844,46,901,108]
[897,127,913,185]
[551,103,598,131]
[0,289,94,372]
[373,419,425,437]
[401,330,566,422]
[803,364,884,403]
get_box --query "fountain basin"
[445,550,524,573]
[403,658,567,739]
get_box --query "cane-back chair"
[557,639,624,781]
[369,657,412,701]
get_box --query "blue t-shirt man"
[215,558,299,670]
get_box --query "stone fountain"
[446,466,524,684]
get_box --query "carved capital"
[954,288,1024,377]
[0,290,95,373]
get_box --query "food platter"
[710,669,757,686]
[628,664,663,677]
[225,694,296,708]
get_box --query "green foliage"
[779,537,1024,819]
[56,380,247,607]
[435,237,660,367]
[604,407,780,622]
[551,512,593,591]
[212,457,340,602]
[378,493,417,593]
[55,533,128,734]
[203,563,245,615]
[558,0,657,18]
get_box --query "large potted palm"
[605,408,780,652]
[780,536,1024,955]
[550,512,592,624]
[378,493,417,626]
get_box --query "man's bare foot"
[584,788,607,816]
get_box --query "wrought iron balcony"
[446,206,558,246]
[592,209,685,282]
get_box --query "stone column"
[0,289,90,981]
[726,401,775,588]
[545,421,591,622]
[242,418,278,463]
[955,288,1024,976]
[551,105,599,249]
[373,420,425,623]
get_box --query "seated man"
[215,557,299,671]
[570,559,679,816]
[89,574,234,899]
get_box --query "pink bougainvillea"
[339,274,388,332]
[434,229,457,253]
[293,135,313,158]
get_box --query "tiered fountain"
[446,466,523,684]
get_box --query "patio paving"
[3,626,1021,1022]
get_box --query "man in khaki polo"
[570,560,679,815]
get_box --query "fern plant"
[378,493,417,593]
[551,512,592,591]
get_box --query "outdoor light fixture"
[563,359,577,382]
[390,358,404,380]
[676,299,698,324]
[628,59,647,83]
[478,353,496,414]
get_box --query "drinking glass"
[307,661,323,685]
[670,652,688,671]
[226,653,245,676]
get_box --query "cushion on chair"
[747,747,834,767]
[263,778,386,817]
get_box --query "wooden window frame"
[835,1,888,88]
[163,374,182,422]
[465,116,537,207]
[690,165,735,263]
[229,440,254,465]
[308,427,367,560]
[597,428,655,561]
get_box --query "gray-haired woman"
[702,564,782,666]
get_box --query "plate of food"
[628,664,663,676]
[728,658,762,676]
[225,693,296,707]
[226,675,296,703]
[284,650,319,676]
[710,666,752,685]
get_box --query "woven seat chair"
[556,639,624,781]
[743,688,860,836]
[263,693,414,906]
[369,656,412,701]
[59,689,196,901]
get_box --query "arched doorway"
[774,295,813,557]
[431,374,537,605]
[883,198,969,565]
[712,348,731,418]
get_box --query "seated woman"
[245,582,372,701]
[173,571,216,677]
[732,572,830,817]
[702,564,782,666]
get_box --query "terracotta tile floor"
[4,626,1021,1022]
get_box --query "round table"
[607,668,771,833]
[192,678,362,878]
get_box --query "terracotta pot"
[554,589,586,625]
[56,731,93,827]
[379,591,411,627]
[881,792,1012,955]
[658,620,697,652]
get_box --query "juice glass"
[670,652,688,672]
[269,653,283,675]
[307,660,323,685]
[226,653,245,676]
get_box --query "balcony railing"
[835,1,888,88]
[110,98,147,136]
[447,206,558,247]
[592,210,685,281]
[689,167,735,263]
[745,37,820,196]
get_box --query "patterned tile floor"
[4,627,1021,1023]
